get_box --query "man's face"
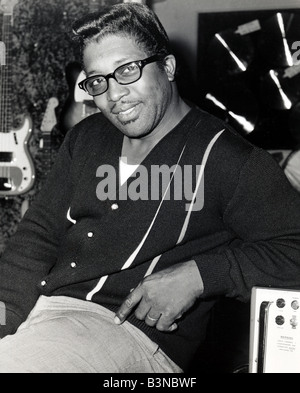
[83,35,173,138]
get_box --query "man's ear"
[163,55,176,81]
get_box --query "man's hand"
[114,260,204,332]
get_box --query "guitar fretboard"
[40,131,53,178]
[0,13,13,133]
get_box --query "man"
[0,3,299,373]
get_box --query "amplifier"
[249,287,300,373]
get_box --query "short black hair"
[72,3,172,60]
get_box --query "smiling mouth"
[113,103,141,123]
[119,107,136,116]
[112,102,140,114]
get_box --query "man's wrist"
[187,259,204,297]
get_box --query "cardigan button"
[87,232,94,238]
[41,280,47,287]
[70,262,77,269]
[111,203,119,211]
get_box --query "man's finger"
[156,313,181,332]
[156,321,178,332]
[114,285,143,325]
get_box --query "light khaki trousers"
[0,296,182,373]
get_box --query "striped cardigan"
[1,107,300,370]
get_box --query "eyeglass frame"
[78,54,166,97]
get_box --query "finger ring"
[147,315,159,322]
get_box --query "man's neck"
[122,98,191,165]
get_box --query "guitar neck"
[40,131,53,177]
[0,13,13,133]
[39,97,59,177]
[41,131,52,150]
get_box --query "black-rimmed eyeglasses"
[78,54,164,97]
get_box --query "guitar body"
[0,115,35,196]
[20,97,59,217]
[0,0,36,197]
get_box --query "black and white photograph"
[0,0,300,377]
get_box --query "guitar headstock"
[0,0,19,15]
[41,97,59,133]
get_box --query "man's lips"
[118,107,136,116]
[111,103,141,122]
[111,103,140,115]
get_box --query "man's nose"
[107,78,130,101]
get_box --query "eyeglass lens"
[85,61,142,96]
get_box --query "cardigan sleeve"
[0,128,77,338]
[194,147,300,302]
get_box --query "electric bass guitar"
[39,97,59,181]
[20,97,59,217]
[0,0,35,197]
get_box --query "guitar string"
[1,14,11,184]
[0,14,5,180]
[3,14,8,181]
[0,14,4,173]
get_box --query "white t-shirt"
[119,157,139,186]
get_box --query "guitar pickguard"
[0,116,36,196]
